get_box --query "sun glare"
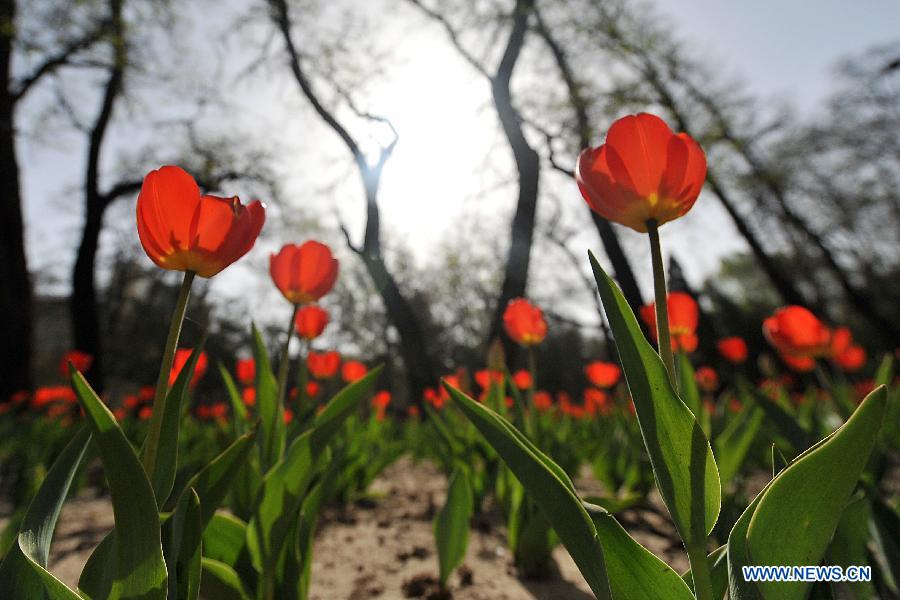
[367,37,499,261]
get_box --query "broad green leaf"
[200,558,251,600]
[434,466,473,585]
[746,386,887,600]
[590,252,720,545]
[202,513,247,567]
[0,427,91,599]
[179,430,257,530]
[70,370,168,600]
[143,340,207,504]
[715,405,764,486]
[443,384,611,600]
[78,532,116,599]
[252,323,284,471]
[582,502,694,600]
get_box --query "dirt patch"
[32,457,692,598]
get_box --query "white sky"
[16,0,900,305]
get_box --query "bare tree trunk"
[484,0,541,356]
[0,0,32,400]
[269,0,437,401]
[70,0,124,391]
[532,3,646,322]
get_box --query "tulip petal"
[605,113,673,199]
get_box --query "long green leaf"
[740,386,886,600]
[715,405,764,486]
[829,495,876,600]
[443,384,611,600]
[246,368,382,578]
[143,340,207,504]
[179,430,257,530]
[252,323,283,471]
[590,252,720,545]
[70,370,168,600]
[202,513,247,567]
[199,558,251,600]
[0,427,91,599]
[218,362,248,430]
[869,497,900,596]
[583,502,694,600]
[434,466,473,586]
[164,488,202,600]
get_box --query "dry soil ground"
[24,457,691,599]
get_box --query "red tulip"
[32,386,76,409]
[583,388,611,415]
[372,391,392,409]
[138,406,153,421]
[716,337,748,364]
[270,241,339,305]
[341,360,368,383]
[59,350,93,377]
[640,292,699,353]
[503,298,547,347]
[584,361,621,388]
[169,348,208,388]
[136,166,265,277]
[138,386,155,403]
[763,306,831,359]
[306,381,321,398]
[241,387,256,407]
[829,327,853,357]
[780,353,816,373]
[236,358,256,386]
[576,113,706,232]
[475,369,504,390]
[511,369,533,390]
[835,345,866,372]
[533,390,553,411]
[294,304,329,340]
[423,387,443,409]
[307,350,340,379]
[694,366,719,393]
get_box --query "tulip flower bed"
[1,115,897,600]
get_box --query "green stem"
[647,220,677,390]
[142,270,195,478]
[276,304,300,408]
[686,543,714,600]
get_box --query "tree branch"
[405,0,490,78]
[12,21,110,103]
